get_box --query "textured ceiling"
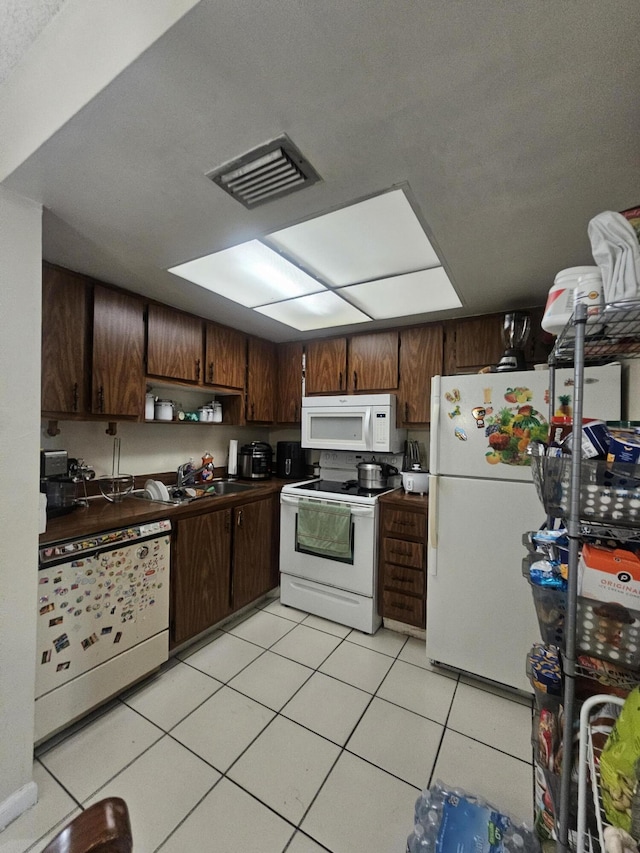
[0,0,67,84]
[3,0,640,342]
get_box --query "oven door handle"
[280,494,374,516]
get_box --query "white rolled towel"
[588,210,640,303]
[228,440,238,476]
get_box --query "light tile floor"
[3,597,534,853]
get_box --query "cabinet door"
[232,497,275,609]
[349,331,399,391]
[443,315,503,375]
[147,303,203,382]
[92,285,145,417]
[398,325,443,425]
[172,509,232,646]
[205,322,246,389]
[305,338,347,394]
[276,341,303,423]
[41,265,90,414]
[247,337,276,422]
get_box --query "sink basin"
[203,480,254,496]
[129,479,255,505]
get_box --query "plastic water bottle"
[407,823,432,853]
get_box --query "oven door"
[279,493,377,596]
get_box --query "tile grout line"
[35,617,531,852]
[290,630,413,835]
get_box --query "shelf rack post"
[557,301,588,853]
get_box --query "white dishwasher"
[36,519,171,744]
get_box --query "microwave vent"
[206,135,322,208]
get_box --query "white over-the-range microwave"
[301,393,406,453]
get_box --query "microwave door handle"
[363,408,372,445]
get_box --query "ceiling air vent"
[206,135,322,209]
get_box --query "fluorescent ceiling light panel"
[168,239,325,307]
[338,268,461,319]
[267,189,441,286]
[255,291,370,331]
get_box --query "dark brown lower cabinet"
[171,509,232,646]
[378,493,428,629]
[171,494,278,647]
[232,496,275,610]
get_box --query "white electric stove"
[279,450,402,633]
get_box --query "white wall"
[40,420,273,481]
[0,188,41,827]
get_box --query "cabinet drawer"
[382,591,424,628]
[381,510,426,540]
[382,537,424,570]
[382,563,425,596]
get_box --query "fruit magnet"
[483,386,547,466]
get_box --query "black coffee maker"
[40,450,75,517]
[276,441,305,479]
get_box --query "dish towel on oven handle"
[296,499,353,560]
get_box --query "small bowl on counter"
[97,474,135,502]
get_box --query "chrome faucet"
[176,461,213,487]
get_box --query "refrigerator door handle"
[430,375,441,475]
[428,474,438,576]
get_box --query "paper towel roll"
[228,440,238,476]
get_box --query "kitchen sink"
[204,480,254,496]
[129,479,255,505]
[129,489,191,506]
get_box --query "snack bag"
[600,687,640,832]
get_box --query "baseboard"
[383,618,426,640]
[0,781,38,832]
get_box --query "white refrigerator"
[426,364,621,692]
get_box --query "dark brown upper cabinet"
[349,331,399,391]
[247,337,276,422]
[146,303,203,383]
[92,285,145,417]
[397,324,443,425]
[41,264,90,415]
[276,341,303,424]
[204,322,246,390]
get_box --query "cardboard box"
[579,543,640,610]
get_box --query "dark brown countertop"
[379,488,429,510]
[40,477,303,545]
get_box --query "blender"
[495,311,530,372]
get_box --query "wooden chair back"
[41,797,132,853]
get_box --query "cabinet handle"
[72,383,79,412]
[390,548,411,557]
[339,371,343,390]
[97,385,104,413]
[391,575,412,583]
[250,402,255,419]
[353,370,358,390]
[195,358,201,381]
[208,361,214,383]
[405,402,409,422]
[237,509,243,527]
